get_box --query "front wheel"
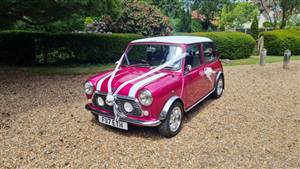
[157,101,183,138]
[212,75,224,98]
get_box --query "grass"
[1,55,299,75]
[223,55,300,66]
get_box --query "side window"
[185,44,201,68]
[203,43,216,63]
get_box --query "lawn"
[223,55,300,66]
[1,55,299,75]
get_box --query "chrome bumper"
[85,104,161,127]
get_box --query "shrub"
[0,31,143,65]
[261,29,300,55]
[250,16,259,40]
[190,32,256,59]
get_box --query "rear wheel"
[212,75,224,98]
[157,101,183,138]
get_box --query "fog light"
[143,110,149,116]
[97,97,104,106]
[124,102,133,112]
[87,99,92,104]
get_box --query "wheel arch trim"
[159,96,183,120]
[215,71,224,88]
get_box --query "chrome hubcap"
[169,106,182,132]
[217,78,223,95]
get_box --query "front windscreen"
[123,44,183,70]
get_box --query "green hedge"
[190,32,256,59]
[0,31,143,65]
[261,29,300,55]
[0,31,256,65]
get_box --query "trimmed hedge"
[261,29,300,55]
[0,31,256,65]
[190,32,256,59]
[0,31,143,65]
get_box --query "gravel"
[1,61,299,168]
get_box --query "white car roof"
[131,36,212,44]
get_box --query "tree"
[177,8,192,32]
[250,16,259,40]
[113,0,172,36]
[220,2,259,29]
[279,0,300,29]
[0,0,121,28]
[258,0,300,29]
[141,0,183,18]
[192,0,230,30]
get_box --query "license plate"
[98,115,128,130]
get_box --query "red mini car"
[85,36,224,137]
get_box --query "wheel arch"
[159,96,184,120]
[215,71,224,89]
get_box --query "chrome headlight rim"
[96,96,105,106]
[124,102,134,112]
[84,81,94,95]
[138,89,153,106]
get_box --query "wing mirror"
[184,65,192,74]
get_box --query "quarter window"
[203,43,216,63]
[185,44,201,68]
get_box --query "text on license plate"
[98,115,128,130]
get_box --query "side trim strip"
[128,73,167,97]
[96,72,113,91]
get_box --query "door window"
[185,44,201,68]
[203,43,216,63]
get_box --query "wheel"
[157,101,183,138]
[212,75,224,98]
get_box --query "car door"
[183,44,208,108]
[202,42,220,93]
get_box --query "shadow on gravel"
[183,97,214,123]
[90,117,164,140]
[89,97,214,139]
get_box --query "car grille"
[115,97,142,117]
[92,93,113,112]
[92,93,142,117]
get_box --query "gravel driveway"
[1,62,299,168]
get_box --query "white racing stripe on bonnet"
[128,73,167,97]
[96,72,113,91]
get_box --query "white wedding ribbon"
[112,52,185,96]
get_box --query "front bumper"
[85,104,161,127]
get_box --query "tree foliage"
[146,0,182,18]
[220,2,259,29]
[177,9,192,32]
[0,0,121,27]
[113,0,172,36]
[192,0,230,30]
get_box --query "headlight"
[84,81,94,95]
[138,89,153,106]
[124,102,133,112]
[96,97,104,106]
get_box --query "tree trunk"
[280,2,287,29]
[280,10,286,29]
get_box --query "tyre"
[212,75,224,98]
[157,101,183,138]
